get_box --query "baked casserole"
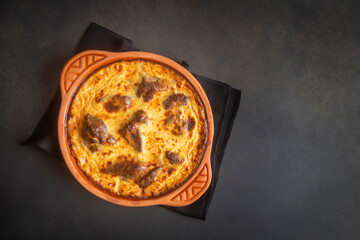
[66,60,207,199]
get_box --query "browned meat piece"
[83,114,107,144]
[164,113,178,125]
[136,167,161,188]
[81,114,117,152]
[163,93,189,110]
[103,95,132,113]
[164,113,188,134]
[120,110,149,152]
[185,117,195,131]
[101,160,146,180]
[133,110,149,124]
[136,77,166,102]
[120,123,143,152]
[165,151,182,164]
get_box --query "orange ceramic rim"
[58,50,214,207]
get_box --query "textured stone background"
[1,0,359,239]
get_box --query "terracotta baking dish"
[58,50,214,207]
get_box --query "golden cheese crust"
[66,60,207,198]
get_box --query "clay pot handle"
[60,51,107,97]
[168,161,212,206]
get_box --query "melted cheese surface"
[67,60,207,198]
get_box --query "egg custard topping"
[67,60,207,198]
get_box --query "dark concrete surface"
[1,0,360,239]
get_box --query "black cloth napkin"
[23,23,241,220]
